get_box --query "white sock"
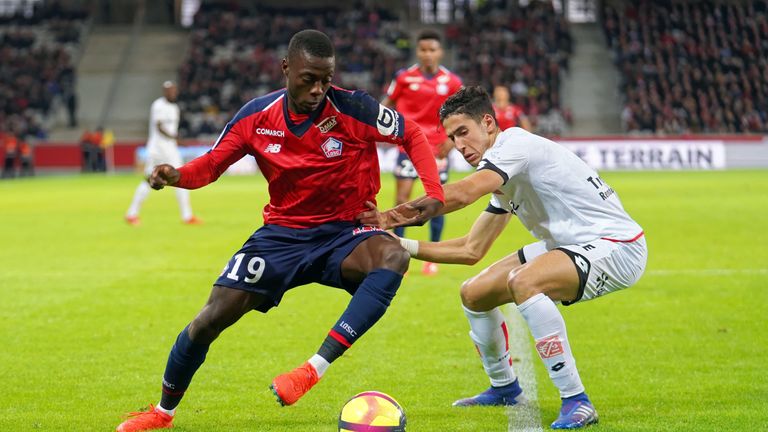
[518,293,584,398]
[175,188,193,221]
[308,354,329,378]
[463,306,517,387]
[126,181,151,217]
[155,403,175,417]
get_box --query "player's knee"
[460,277,485,310]
[377,244,411,274]
[507,268,541,304]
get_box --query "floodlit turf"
[0,169,766,431]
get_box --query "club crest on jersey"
[316,116,337,134]
[321,137,343,158]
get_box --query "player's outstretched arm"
[360,169,504,229]
[403,211,511,265]
[148,164,180,190]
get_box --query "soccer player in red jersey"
[382,30,461,275]
[115,30,444,432]
[492,85,531,131]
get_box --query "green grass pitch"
[1,170,766,431]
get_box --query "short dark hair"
[439,86,497,124]
[417,29,441,43]
[288,29,334,60]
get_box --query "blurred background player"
[382,29,461,275]
[115,29,443,432]
[492,85,531,131]
[124,81,200,226]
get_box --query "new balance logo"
[264,143,282,153]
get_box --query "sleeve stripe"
[478,159,509,184]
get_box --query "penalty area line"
[503,305,544,432]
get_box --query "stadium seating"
[177,4,408,138]
[603,1,768,134]
[0,2,88,139]
[445,1,573,135]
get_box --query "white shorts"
[518,235,647,305]
[144,151,183,176]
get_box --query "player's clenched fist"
[148,164,180,190]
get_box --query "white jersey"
[146,96,180,161]
[480,127,643,249]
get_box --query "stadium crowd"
[445,1,573,135]
[604,0,768,134]
[177,3,409,138]
[177,2,574,138]
[0,1,86,142]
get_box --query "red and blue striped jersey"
[176,86,443,228]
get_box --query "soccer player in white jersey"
[125,81,200,225]
[358,86,647,429]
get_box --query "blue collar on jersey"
[283,96,328,137]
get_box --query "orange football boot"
[124,215,140,226]
[270,361,320,406]
[116,404,173,432]
[183,216,202,225]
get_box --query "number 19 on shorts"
[221,253,266,283]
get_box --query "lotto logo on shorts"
[535,334,565,359]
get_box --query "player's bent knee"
[506,268,541,304]
[460,277,488,311]
[378,244,411,274]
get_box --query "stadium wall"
[3,136,767,174]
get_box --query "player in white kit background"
[125,81,200,226]
[358,86,647,429]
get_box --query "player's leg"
[117,286,265,431]
[507,249,597,429]
[175,188,200,224]
[270,234,409,406]
[125,160,157,225]
[452,252,525,406]
[167,151,199,224]
[393,178,414,237]
[125,180,151,225]
[393,152,416,238]
[423,157,450,275]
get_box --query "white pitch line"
[646,268,768,276]
[504,305,544,432]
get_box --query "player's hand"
[148,164,180,190]
[356,201,412,229]
[357,198,444,229]
[399,196,443,226]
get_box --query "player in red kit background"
[382,29,461,275]
[115,29,444,432]
[492,85,531,131]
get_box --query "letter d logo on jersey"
[377,104,398,137]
